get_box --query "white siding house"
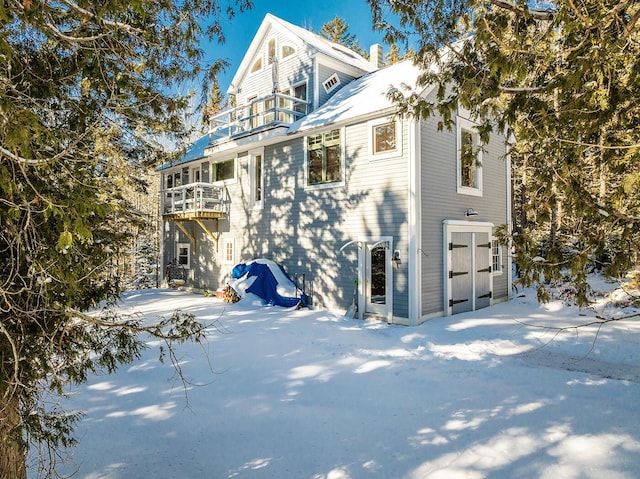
[158,13,512,325]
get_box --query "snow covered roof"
[288,59,428,133]
[156,134,210,171]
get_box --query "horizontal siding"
[420,90,510,314]
[178,117,411,319]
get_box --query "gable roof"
[288,59,430,133]
[227,13,375,94]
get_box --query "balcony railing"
[161,183,229,219]
[209,92,309,140]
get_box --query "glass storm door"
[365,243,389,317]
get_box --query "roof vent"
[322,73,341,94]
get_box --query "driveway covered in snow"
[51,288,640,479]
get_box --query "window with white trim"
[177,242,190,269]
[306,128,343,187]
[368,118,402,160]
[211,158,236,183]
[322,73,340,94]
[457,116,483,196]
[250,58,262,73]
[492,240,502,274]
[250,149,264,209]
[267,38,276,64]
[223,238,235,265]
[281,44,295,58]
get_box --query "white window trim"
[266,36,277,65]
[177,242,191,269]
[303,127,346,190]
[210,156,238,185]
[249,148,264,210]
[322,73,341,94]
[456,116,483,197]
[492,239,503,275]
[281,42,296,59]
[368,117,402,161]
[249,56,263,75]
[222,238,235,265]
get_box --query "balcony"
[161,183,229,220]
[209,92,309,140]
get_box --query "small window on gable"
[457,116,483,196]
[267,38,276,65]
[369,118,402,160]
[250,57,262,73]
[322,73,341,94]
[282,44,295,58]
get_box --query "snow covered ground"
[48,282,640,479]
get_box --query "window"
[250,58,262,73]
[457,116,483,196]
[177,243,190,269]
[267,38,276,64]
[292,82,307,115]
[250,149,264,209]
[211,158,235,182]
[191,166,201,183]
[223,238,235,265]
[492,240,503,274]
[282,44,295,58]
[306,129,343,187]
[368,118,401,160]
[322,73,341,94]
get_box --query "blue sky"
[204,0,395,93]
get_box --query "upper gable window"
[250,57,262,73]
[322,73,341,94]
[267,38,276,65]
[456,116,483,196]
[306,128,344,188]
[282,44,295,58]
[368,118,402,160]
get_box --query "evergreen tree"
[385,43,416,64]
[368,0,640,304]
[0,1,252,476]
[320,16,368,58]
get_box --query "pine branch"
[486,0,556,21]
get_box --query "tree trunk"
[0,394,27,479]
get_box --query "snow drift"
[228,258,307,308]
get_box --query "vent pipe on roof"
[369,44,384,68]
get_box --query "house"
[157,13,512,326]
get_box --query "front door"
[362,239,392,320]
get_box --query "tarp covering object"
[229,259,307,308]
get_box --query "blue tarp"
[230,260,307,308]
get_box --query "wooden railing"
[209,92,309,140]
[161,183,229,218]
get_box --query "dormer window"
[250,58,262,73]
[282,44,295,58]
[323,73,341,94]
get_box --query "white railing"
[209,92,309,140]
[161,183,229,216]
